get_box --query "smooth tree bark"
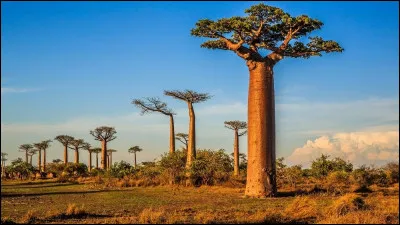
[107,149,117,169]
[1,153,7,177]
[224,121,247,176]
[128,146,142,169]
[54,135,74,165]
[36,140,52,172]
[164,90,211,172]
[90,126,117,170]
[191,3,343,197]
[175,133,189,152]
[28,150,36,165]
[132,97,176,154]
[33,144,42,172]
[68,139,89,164]
[83,144,93,171]
[18,144,34,164]
[91,148,102,169]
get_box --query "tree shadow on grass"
[1,183,77,189]
[1,188,134,198]
[1,180,58,187]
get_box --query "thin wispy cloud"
[1,87,40,94]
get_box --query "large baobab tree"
[82,143,93,171]
[107,149,117,170]
[164,90,211,171]
[191,3,343,197]
[224,121,247,176]
[175,133,189,152]
[68,139,88,164]
[132,97,176,154]
[91,147,102,169]
[54,135,74,165]
[33,141,46,172]
[128,146,142,169]
[90,126,117,170]
[1,152,7,177]
[19,144,33,163]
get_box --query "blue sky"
[1,1,399,167]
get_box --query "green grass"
[1,179,398,224]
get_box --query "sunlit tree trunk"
[134,152,137,169]
[74,148,79,164]
[96,153,99,169]
[64,145,68,165]
[29,155,33,165]
[101,141,107,170]
[38,150,42,172]
[43,149,47,172]
[169,115,175,154]
[88,152,92,172]
[25,151,28,164]
[187,102,196,167]
[233,130,239,176]
[245,62,276,197]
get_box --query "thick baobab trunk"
[233,130,239,176]
[88,152,92,172]
[107,155,110,170]
[30,155,33,165]
[25,151,29,164]
[96,153,99,169]
[74,148,79,164]
[245,62,276,197]
[38,150,42,172]
[101,141,107,170]
[64,145,68,165]
[43,149,46,172]
[187,102,196,168]
[169,115,176,154]
[134,153,137,169]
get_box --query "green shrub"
[109,161,135,179]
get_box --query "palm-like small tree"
[224,121,247,176]
[128,146,142,169]
[28,149,37,166]
[1,152,8,177]
[54,135,74,165]
[82,143,93,171]
[107,149,117,170]
[68,139,88,164]
[175,133,189,152]
[18,144,34,163]
[91,148,102,169]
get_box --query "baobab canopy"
[191,3,343,62]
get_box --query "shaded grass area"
[1,180,399,224]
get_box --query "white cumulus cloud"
[286,131,399,167]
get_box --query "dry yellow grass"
[138,207,167,224]
[284,196,319,220]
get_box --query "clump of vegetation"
[65,204,87,217]
[21,210,38,224]
[109,161,135,179]
[284,196,318,221]
[138,207,167,224]
[328,194,367,216]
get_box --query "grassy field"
[1,179,399,224]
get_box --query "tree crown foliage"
[132,97,175,116]
[68,139,89,150]
[191,3,343,63]
[90,126,117,142]
[128,146,143,153]
[54,135,74,146]
[18,144,34,152]
[164,90,212,104]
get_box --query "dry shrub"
[325,171,351,195]
[327,193,367,217]
[1,217,16,224]
[128,178,136,187]
[117,179,129,187]
[284,196,319,220]
[138,207,167,224]
[21,210,38,224]
[65,203,86,217]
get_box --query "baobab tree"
[52,159,62,164]
[18,144,33,163]
[107,149,117,170]
[175,133,189,152]
[68,139,88,164]
[82,143,93,171]
[90,126,117,170]
[39,140,52,172]
[28,149,37,166]
[164,90,211,172]
[191,3,343,197]
[54,135,74,165]
[224,121,247,176]
[1,152,7,177]
[33,142,44,172]
[132,97,176,154]
[91,148,102,169]
[128,146,142,169]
